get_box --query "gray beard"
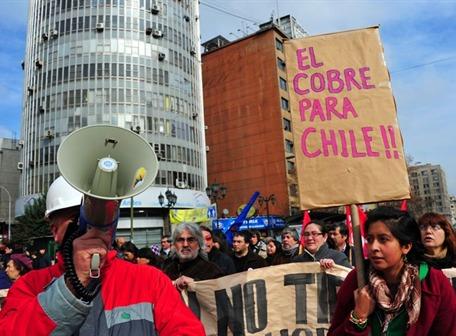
[177,248,199,262]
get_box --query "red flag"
[345,205,354,245]
[400,199,408,211]
[357,206,368,258]
[300,210,311,247]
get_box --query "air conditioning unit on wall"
[96,23,104,32]
[151,4,160,14]
[175,179,187,189]
[152,29,163,38]
[50,29,59,38]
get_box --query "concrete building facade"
[19,0,208,245]
[0,138,21,239]
[259,15,308,39]
[408,163,451,218]
[202,26,301,218]
[449,195,456,226]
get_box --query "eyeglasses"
[418,224,442,231]
[161,240,171,244]
[303,232,323,238]
[175,237,197,244]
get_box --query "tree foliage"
[13,193,50,245]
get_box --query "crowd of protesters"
[108,219,354,282]
[102,207,456,335]
[0,188,455,335]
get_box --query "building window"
[277,57,286,71]
[289,184,298,196]
[281,97,289,111]
[279,77,287,91]
[287,160,295,174]
[275,38,283,52]
[283,118,291,132]
[285,139,294,153]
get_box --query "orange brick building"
[202,26,300,218]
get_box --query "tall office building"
[19,0,208,243]
[202,25,301,217]
[408,163,451,218]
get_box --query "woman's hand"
[353,286,375,320]
[319,258,335,269]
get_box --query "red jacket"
[328,267,456,335]
[0,251,205,335]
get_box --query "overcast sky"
[0,0,455,195]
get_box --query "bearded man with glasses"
[163,223,223,291]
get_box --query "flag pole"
[351,204,366,288]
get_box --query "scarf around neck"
[424,247,447,260]
[368,263,421,333]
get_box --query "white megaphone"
[57,124,158,233]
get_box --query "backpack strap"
[419,262,429,280]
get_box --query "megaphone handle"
[89,253,101,279]
[63,231,101,303]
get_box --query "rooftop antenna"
[275,0,281,28]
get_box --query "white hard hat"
[45,176,83,218]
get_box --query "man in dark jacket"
[163,223,223,290]
[33,248,52,269]
[231,231,267,273]
[160,235,172,259]
[328,222,355,266]
[200,226,235,276]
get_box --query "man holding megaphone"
[0,126,205,335]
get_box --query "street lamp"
[205,183,227,227]
[0,186,11,240]
[158,188,177,235]
[258,194,276,227]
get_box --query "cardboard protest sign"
[182,262,351,336]
[284,27,410,209]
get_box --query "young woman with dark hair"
[265,239,285,266]
[329,207,455,335]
